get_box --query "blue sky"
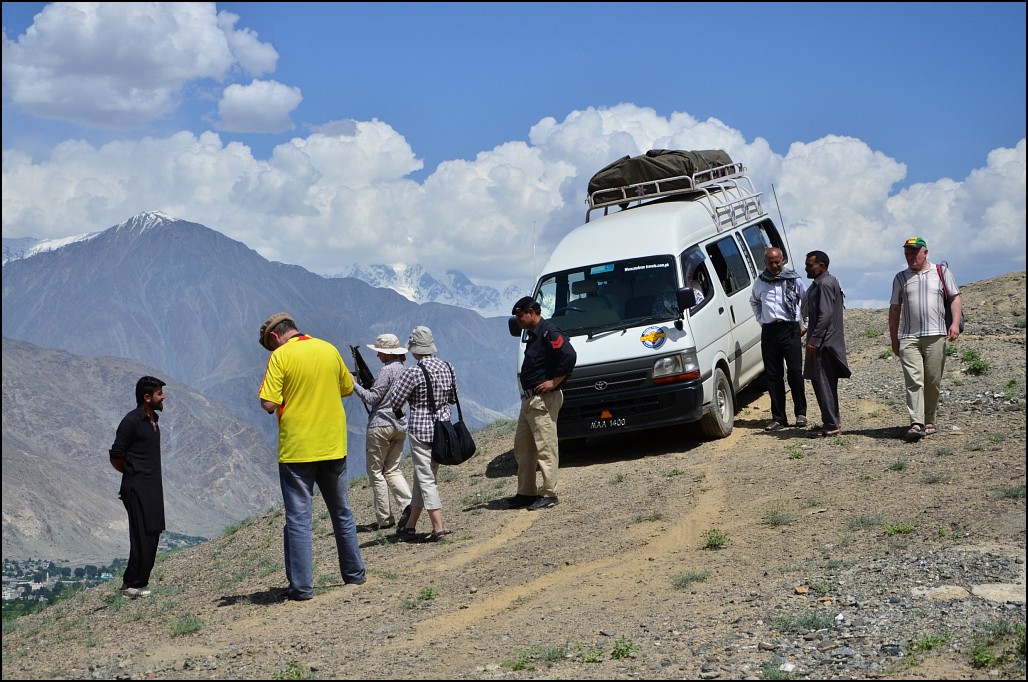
[3,2,1025,307]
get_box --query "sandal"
[905,424,925,442]
[809,428,841,439]
[924,424,938,436]
[396,526,418,539]
[425,529,452,542]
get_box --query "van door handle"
[729,305,736,324]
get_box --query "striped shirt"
[353,359,407,431]
[890,261,960,339]
[384,355,456,442]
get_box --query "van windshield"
[534,256,680,336]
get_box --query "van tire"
[699,367,734,438]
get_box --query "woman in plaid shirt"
[385,326,456,542]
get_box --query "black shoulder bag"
[936,262,965,333]
[418,362,477,465]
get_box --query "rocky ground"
[3,272,1025,681]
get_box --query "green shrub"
[846,514,884,530]
[996,484,1026,500]
[610,636,638,659]
[171,615,203,636]
[672,570,709,590]
[273,662,313,680]
[763,501,794,526]
[883,520,918,535]
[702,528,729,549]
[770,610,836,633]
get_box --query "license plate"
[589,417,627,430]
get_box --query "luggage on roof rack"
[587,149,736,208]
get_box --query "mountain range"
[2,211,522,563]
[340,264,526,317]
[3,230,524,318]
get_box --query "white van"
[513,155,793,442]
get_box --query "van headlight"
[652,350,701,384]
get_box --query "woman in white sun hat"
[353,333,413,531]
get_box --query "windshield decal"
[624,262,671,272]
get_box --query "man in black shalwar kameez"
[109,376,167,598]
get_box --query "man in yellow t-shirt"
[258,312,365,600]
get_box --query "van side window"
[706,236,751,296]
[735,233,758,277]
[742,221,786,265]
[681,247,712,311]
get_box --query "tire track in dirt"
[379,426,745,677]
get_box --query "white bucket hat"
[367,333,406,355]
[406,326,437,354]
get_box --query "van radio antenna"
[771,183,787,234]
[532,220,538,281]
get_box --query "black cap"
[511,296,539,315]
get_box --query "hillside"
[1,339,280,564]
[2,272,1025,681]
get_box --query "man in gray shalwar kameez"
[803,250,851,438]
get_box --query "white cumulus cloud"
[216,79,302,133]
[1,2,280,128]
[2,105,1024,306]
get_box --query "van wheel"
[699,367,734,438]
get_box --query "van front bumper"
[557,378,704,440]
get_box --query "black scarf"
[759,268,801,321]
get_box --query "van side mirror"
[676,288,696,311]
[507,316,522,337]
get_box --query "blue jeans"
[279,459,365,599]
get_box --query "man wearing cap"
[384,326,456,541]
[258,313,365,600]
[353,333,412,531]
[509,296,577,510]
[889,237,962,442]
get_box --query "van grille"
[563,370,648,399]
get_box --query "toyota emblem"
[593,381,608,391]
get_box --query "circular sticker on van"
[640,326,667,349]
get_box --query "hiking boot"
[527,496,559,511]
[506,494,539,509]
[119,587,150,599]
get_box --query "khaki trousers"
[513,391,563,497]
[899,335,947,426]
[365,425,412,525]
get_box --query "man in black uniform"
[109,376,167,598]
[508,296,577,510]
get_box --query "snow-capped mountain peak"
[339,263,525,317]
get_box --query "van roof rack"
[585,162,767,230]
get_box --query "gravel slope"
[2,272,1025,681]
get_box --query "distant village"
[2,531,206,616]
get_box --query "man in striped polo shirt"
[888,237,963,442]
